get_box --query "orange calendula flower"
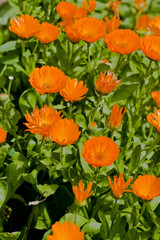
[0,127,7,143]
[149,16,160,36]
[47,221,84,240]
[9,14,40,39]
[35,22,60,44]
[105,29,140,54]
[105,16,121,33]
[82,0,97,13]
[50,118,81,146]
[24,105,63,140]
[95,71,121,94]
[82,136,120,168]
[140,35,160,61]
[72,180,94,206]
[147,109,160,132]
[108,173,133,198]
[109,1,122,16]
[109,104,127,129]
[56,1,87,23]
[152,90,160,108]
[60,78,88,102]
[130,175,160,201]
[64,22,80,43]
[29,66,67,95]
[135,14,152,32]
[74,17,106,43]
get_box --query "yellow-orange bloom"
[108,173,133,198]
[147,109,160,132]
[140,35,160,61]
[56,2,87,22]
[95,71,121,94]
[75,17,106,43]
[152,90,160,108]
[149,16,160,36]
[105,29,140,54]
[105,16,121,33]
[109,1,122,16]
[64,22,80,43]
[72,180,93,206]
[35,22,60,44]
[60,78,88,102]
[88,121,97,131]
[109,104,127,129]
[24,105,62,140]
[47,221,84,240]
[135,14,152,32]
[0,127,7,143]
[29,66,67,95]
[50,118,81,146]
[9,14,40,39]
[82,0,97,13]
[82,136,120,168]
[130,175,160,201]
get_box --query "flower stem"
[114,54,122,73]
[8,76,14,97]
[33,40,39,54]
[47,93,52,107]
[135,201,148,227]
[74,205,79,224]
[87,43,91,72]
[91,94,102,122]
[67,102,73,119]
[24,204,38,240]
[21,40,25,58]
[60,146,64,166]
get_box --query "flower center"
[42,83,52,90]
[95,152,105,161]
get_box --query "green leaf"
[128,145,141,172]
[0,54,19,64]
[11,152,28,168]
[0,144,10,167]
[42,229,52,240]
[148,209,160,227]
[98,210,109,240]
[23,169,38,185]
[109,215,126,239]
[37,184,59,197]
[60,213,88,227]
[0,41,19,52]
[75,113,87,129]
[82,218,101,235]
[33,203,51,230]
[111,84,139,104]
[19,88,37,116]
[0,232,21,240]
[0,181,8,209]
[5,162,26,201]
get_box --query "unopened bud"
[8,76,14,81]
[88,121,97,131]
[0,93,9,102]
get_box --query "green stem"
[135,201,148,227]
[36,91,43,108]
[14,134,23,154]
[87,43,91,72]
[47,93,52,107]
[39,136,45,152]
[139,134,160,164]
[91,94,102,122]
[74,205,79,224]
[110,129,114,140]
[33,40,39,54]
[21,40,25,58]
[24,205,38,240]
[82,206,89,219]
[91,197,101,218]
[136,59,153,114]
[60,146,63,166]
[93,167,99,197]
[67,102,73,119]
[114,54,123,73]
[8,76,14,97]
